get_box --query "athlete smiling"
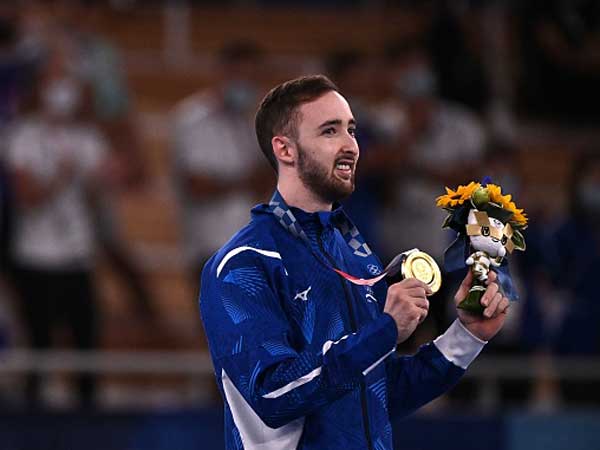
[199,75,509,450]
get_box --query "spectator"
[170,41,272,285]
[374,38,487,262]
[366,38,488,346]
[548,151,600,355]
[3,46,108,409]
[513,150,600,409]
[51,0,154,320]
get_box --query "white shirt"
[5,118,107,270]
[171,92,261,263]
[410,102,486,169]
[381,102,486,259]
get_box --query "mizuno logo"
[294,286,312,301]
[365,286,377,303]
[365,294,378,303]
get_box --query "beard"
[296,143,355,204]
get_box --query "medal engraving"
[401,249,442,294]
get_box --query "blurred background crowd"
[0,0,599,445]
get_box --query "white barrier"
[0,350,598,379]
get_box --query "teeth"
[336,163,351,170]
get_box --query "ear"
[272,135,296,167]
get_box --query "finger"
[487,294,509,319]
[481,282,499,307]
[400,278,433,294]
[454,270,474,301]
[484,292,503,318]
[407,287,428,299]
[417,307,429,324]
[412,297,430,311]
[486,270,498,285]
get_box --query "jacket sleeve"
[385,319,486,418]
[200,249,398,429]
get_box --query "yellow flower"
[512,208,528,227]
[437,181,528,227]
[486,184,503,203]
[436,182,480,208]
[486,183,528,227]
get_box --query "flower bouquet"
[436,179,527,314]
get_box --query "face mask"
[42,78,82,118]
[371,103,409,140]
[223,80,257,113]
[394,65,437,99]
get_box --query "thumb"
[454,270,473,303]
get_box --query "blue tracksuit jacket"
[200,195,482,449]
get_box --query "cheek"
[302,139,330,160]
[314,146,338,169]
[470,236,494,253]
[470,236,482,250]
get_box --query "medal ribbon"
[267,191,404,286]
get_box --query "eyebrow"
[318,118,357,129]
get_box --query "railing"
[2,350,599,378]
[1,350,598,410]
[0,350,213,375]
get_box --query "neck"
[277,176,332,213]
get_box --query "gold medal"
[400,249,442,294]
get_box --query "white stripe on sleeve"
[262,367,322,399]
[362,347,396,376]
[217,246,282,277]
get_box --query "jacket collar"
[252,191,372,258]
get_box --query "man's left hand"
[454,270,510,341]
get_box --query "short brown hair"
[255,75,339,172]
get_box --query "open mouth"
[334,158,355,180]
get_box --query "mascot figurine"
[436,179,527,314]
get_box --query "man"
[171,41,272,283]
[199,75,509,449]
[374,39,487,263]
[5,49,107,408]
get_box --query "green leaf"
[511,230,526,251]
[482,202,514,224]
[442,214,453,229]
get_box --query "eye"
[348,127,357,137]
[501,236,508,245]
[481,227,490,237]
[322,127,336,136]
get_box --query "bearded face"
[296,141,356,204]
[281,90,360,207]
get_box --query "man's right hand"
[383,278,432,344]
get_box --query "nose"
[342,131,359,158]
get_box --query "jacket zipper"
[318,231,375,450]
